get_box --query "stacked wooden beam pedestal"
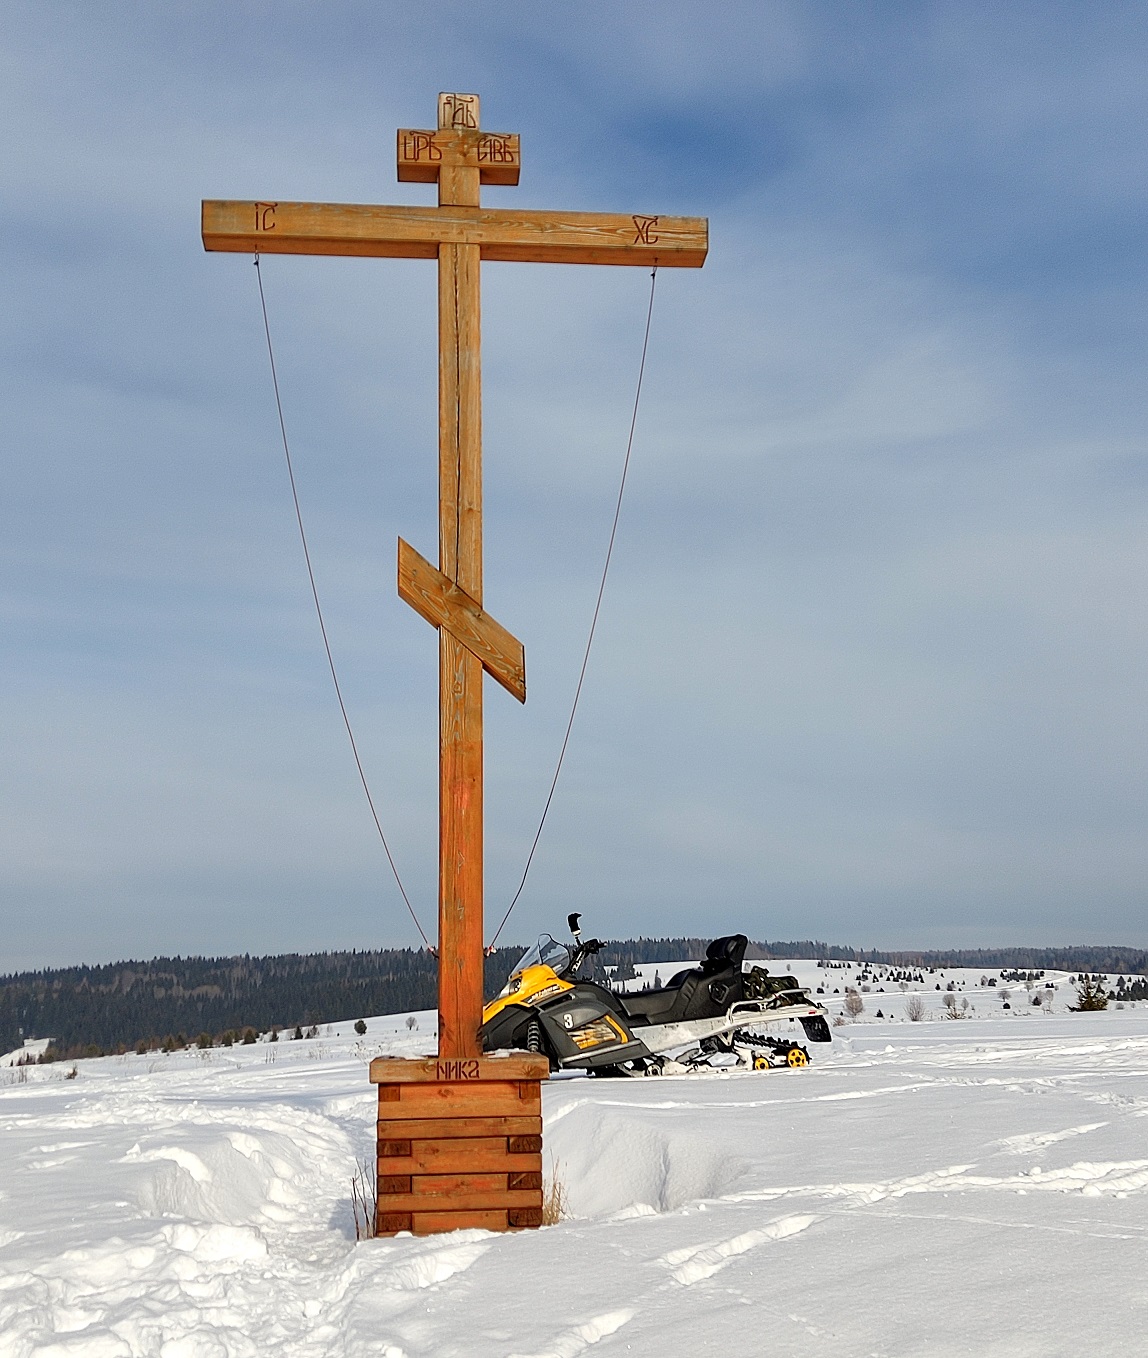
[370,1054,549,1235]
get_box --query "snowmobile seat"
[700,934,748,975]
[661,936,749,989]
[620,983,691,1022]
[622,937,748,1024]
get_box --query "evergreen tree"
[1071,974,1109,1011]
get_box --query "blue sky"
[3,3,1148,971]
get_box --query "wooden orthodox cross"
[203,94,707,1234]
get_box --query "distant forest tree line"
[0,948,522,1058]
[3,937,1146,1058]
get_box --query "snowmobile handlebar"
[569,938,603,973]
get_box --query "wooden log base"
[372,1056,549,1236]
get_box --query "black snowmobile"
[481,914,831,1075]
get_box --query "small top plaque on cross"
[438,92,478,129]
[202,95,707,1063]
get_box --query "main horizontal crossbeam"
[202,200,707,267]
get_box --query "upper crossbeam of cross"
[202,94,707,1058]
[203,101,707,267]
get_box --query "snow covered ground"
[2,963,1147,1356]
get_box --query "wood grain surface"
[202,200,708,266]
[397,128,520,185]
[397,538,526,701]
[370,1054,549,1082]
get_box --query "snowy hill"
[0,1038,53,1069]
[2,967,1147,1355]
[616,956,1133,1023]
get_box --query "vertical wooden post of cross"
[434,92,484,1059]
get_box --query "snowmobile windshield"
[508,934,573,982]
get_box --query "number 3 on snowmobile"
[481,915,832,1076]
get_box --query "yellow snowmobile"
[481,914,830,1075]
